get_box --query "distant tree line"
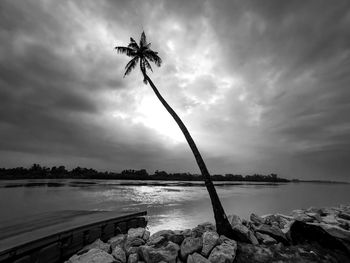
[0,164,289,182]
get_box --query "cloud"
[0,0,349,180]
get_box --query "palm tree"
[115,31,237,238]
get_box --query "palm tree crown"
[115,31,162,83]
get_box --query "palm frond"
[128,37,139,50]
[115,46,135,57]
[144,50,162,67]
[140,31,147,47]
[143,58,153,72]
[124,57,139,77]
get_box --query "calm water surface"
[0,179,349,234]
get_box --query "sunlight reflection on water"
[0,180,349,234]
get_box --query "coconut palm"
[115,31,237,238]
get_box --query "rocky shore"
[66,205,350,263]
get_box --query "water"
[0,179,349,234]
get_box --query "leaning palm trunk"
[145,74,236,237]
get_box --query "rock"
[255,232,277,245]
[248,231,259,245]
[219,235,236,247]
[231,224,254,244]
[250,213,264,226]
[125,237,145,249]
[147,236,167,247]
[128,253,139,263]
[108,234,126,250]
[79,239,110,254]
[169,230,185,245]
[292,210,314,223]
[191,222,216,238]
[128,228,146,240]
[150,230,175,240]
[181,229,192,238]
[143,230,151,241]
[187,252,210,263]
[180,237,203,260]
[321,214,339,225]
[201,231,219,257]
[318,223,350,242]
[234,243,273,263]
[112,246,126,263]
[256,224,289,245]
[66,248,115,263]
[208,237,237,263]
[339,212,350,221]
[305,212,322,222]
[140,241,180,263]
[227,214,242,226]
[289,220,349,254]
[126,246,139,257]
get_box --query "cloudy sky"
[0,0,349,181]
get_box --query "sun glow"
[133,94,185,144]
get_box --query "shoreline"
[66,205,350,262]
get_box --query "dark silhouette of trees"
[115,31,236,238]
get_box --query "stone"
[292,210,314,223]
[112,246,126,263]
[125,237,145,250]
[208,238,237,263]
[255,232,277,245]
[150,230,175,241]
[181,229,192,238]
[147,236,167,247]
[126,246,139,257]
[227,214,242,227]
[231,224,253,244]
[318,223,350,241]
[108,234,126,250]
[192,223,215,238]
[169,230,185,245]
[143,230,151,241]
[180,237,203,260]
[79,239,110,254]
[139,241,180,263]
[289,220,349,254]
[339,212,350,221]
[128,253,139,263]
[128,228,146,240]
[250,213,264,226]
[321,214,339,225]
[187,252,210,263]
[66,248,115,263]
[256,224,289,245]
[234,243,273,263]
[201,231,219,257]
[248,231,259,245]
[305,212,322,222]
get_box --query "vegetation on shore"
[0,164,289,182]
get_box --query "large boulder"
[139,241,180,263]
[108,234,126,250]
[79,239,110,254]
[255,232,277,245]
[201,231,219,257]
[234,243,273,263]
[256,224,289,245]
[112,246,126,263]
[187,252,210,263]
[66,248,115,263]
[192,222,216,238]
[128,253,139,263]
[128,228,146,240]
[250,213,264,226]
[180,237,203,260]
[149,230,184,246]
[227,214,242,227]
[231,224,258,244]
[208,236,237,263]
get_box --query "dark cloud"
[0,0,349,180]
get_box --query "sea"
[0,179,349,235]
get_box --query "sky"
[0,0,349,181]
